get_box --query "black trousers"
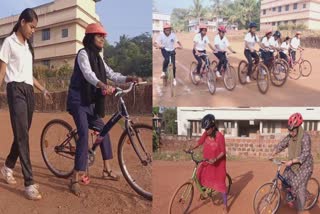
[5,82,35,187]
[290,50,296,62]
[214,52,227,72]
[244,49,259,76]
[279,52,288,62]
[192,49,206,73]
[259,49,273,66]
[161,49,176,78]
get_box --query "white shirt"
[244,32,259,50]
[261,37,271,49]
[0,33,33,86]
[280,42,290,55]
[156,32,178,51]
[77,49,126,86]
[193,33,210,51]
[291,37,300,50]
[268,36,279,52]
[214,35,229,53]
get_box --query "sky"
[0,0,152,44]
[154,0,212,15]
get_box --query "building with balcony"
[152,12,170,34]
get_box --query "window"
[263,9,266,15]
[62,28,68,38]
[42,60,50,67]
[42,28,50,41]
[190,120,202,136]
[223,121,235,135]
[273,7,276,12]
[303,4,306,9]
[294,3,298,10]
[262,121,276,134]
[278,6,282,12]
[293,20,296,25]
[304,121,318,131]
[278,21,281,26]
[272,22,275,26]
[285,5,289,11]
[284,21,288,24]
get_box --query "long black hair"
[11,8,38,59]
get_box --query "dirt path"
[0,111,151,214]
[153,160,320,214]
[153,33,320,107]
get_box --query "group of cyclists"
[154,21,303,85]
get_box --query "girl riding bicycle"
[188,114,228,213]
[67,23,138,196]
[270,113,313,213]
[213,26,236,78]
[193,24,215,76]
[244,22,260,83]
[260,30,273,66]
[280,36,291,62]
[290,32,303,63]
[0,8,52,200]
[154,23,183,86]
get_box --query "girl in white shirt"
[290,31,303,62]
[193,24,215,74]
[260,30,273,67]
[280,36,290,62]
[0,8,52,201]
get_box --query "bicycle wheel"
[289,62,302,80]
[300,60,312,77]
[238,60,248,85]
[223,65,237,91]
[40,119,76,178]
[270,61,288,87]
[168,182,194,214]
[207,68,216,95]
[226,173,232,195]
[211,60,218,71]
[256,63,269,94]
[253,182,281,214]
[118,123,153,200]
[168,64,174,97]
[190,61,200,85]
[304,177,320,210]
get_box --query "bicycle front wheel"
[118,123,153,200]
[238,60,248,85]
[256,63,269,94]
[207,68,216,95]
[168,182,194,214]
[270,61,288,87]
[40,119,76,178]
[253,182,280,214]
[300,60,312,77]
[223,65,237,91]
[304,177,320,210]
[168,64,175,97]
[190,61,200,85]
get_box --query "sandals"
[69,180,81,197]
[102,170,120,181]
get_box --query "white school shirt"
[268,36,279,52]
[0,33,33,86]
[261,37,271,50]
[290,37,300,50]
[77,49,127,86]
[214,35,229,53]
[244,32,259,50]
[280,42,290,55]
[156,32,178,51]
[193,33,210,51]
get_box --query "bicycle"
[238,51,270,94]
[40,82,153,200]
[253,158,319,214]
[211,52,237,91]
[168,150,232,214]
[288,49,312,78]
[190,53,216,95]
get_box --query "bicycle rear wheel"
[168,182,194,214]
[289,63,302,80]
[300,60,312,77]
[207,68,216,95]
[168,64,175,97]
[238,60,248,85]
[253,182,281,214]
[304,177,320,210]
[190,61,200,85]
[118,123,153,200]
[40,119,76,178]
[223,65,237,91]
[270,61,288,87]
[256,63,269,94]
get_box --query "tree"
[171,8,190,32]
[189,0,208,20]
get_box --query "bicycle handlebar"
[115,82,148,97]
[184,149,209,164]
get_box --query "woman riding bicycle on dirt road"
[154,23,183,86]
[244,22,260,83]
[270,113,313,213]
[188,114,228,214]
[213,26,236,78]
[193,24,215,76]
[67,23,139,196]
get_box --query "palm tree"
[189,0,207,20]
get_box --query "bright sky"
[0,0,151,44]
[154,0,212,15]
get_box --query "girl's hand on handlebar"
[208,158,217,164]
[285,160,294,167]
[126,76,139,83]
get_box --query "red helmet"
[199,23,208,30]
[296,31,302,35]
[288,113,303,130]
[265,30,272,36]
[218,26,226,33]
[85,23,107,36]
[163,23,171,29]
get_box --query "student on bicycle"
[213,26,236,78]
[280,36,291,62]
[193,24,215,75]
[67,23,138,196]
[244,22,260,83]
[270,30,282,54]
[270,113,313,213]
[0,8,52,200]
[260,30,273,66]
[154,23,183,86]
[290,31,303,63]
[188,114,228,213]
